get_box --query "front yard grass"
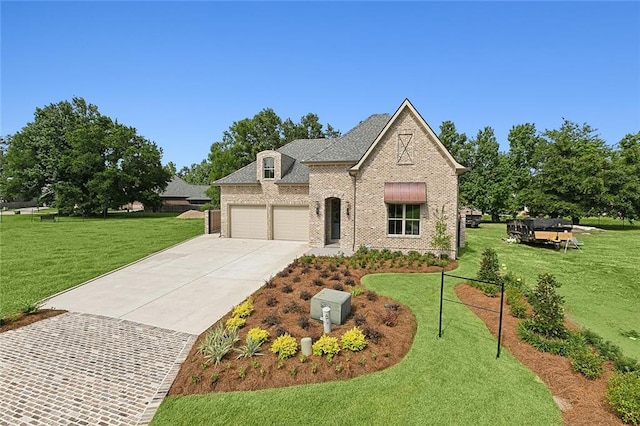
[464,222,640,360]
[152,272,561,425]
[0,213,203,317]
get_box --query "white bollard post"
[301,337,312,356]
[322,306,331,334]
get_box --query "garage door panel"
[273,206,309,241]
[230,205,267,239]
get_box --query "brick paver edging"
[0,313,196,426]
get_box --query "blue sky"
[2,1,639,169]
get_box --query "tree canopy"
[179,108,340,206]
[1,97,171,216]
[440,119,639,223]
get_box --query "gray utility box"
[310,288,351,325]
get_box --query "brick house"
[214,99,467,257]
[155,176,211,212]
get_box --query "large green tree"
[205,109,340,206]
[461,127,512,221]
[522,120,611,223]
[608,132,640,221]
[506,123,545,215]
[1,98,171,216]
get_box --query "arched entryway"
[325,197,341,244]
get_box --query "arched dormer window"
[263,157,275,179]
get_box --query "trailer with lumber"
[506,218,573,248]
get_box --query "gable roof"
[214,100,466,186]
[214,138,334,185]
[350,99,467,175]
[161,176,211,201]
[302,114,391,163]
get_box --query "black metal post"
[439,268,445,338]
[497,279,505,358]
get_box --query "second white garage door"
[273,205,309,241]
[230,205,267,239]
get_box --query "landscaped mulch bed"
[0,309,66,333]
[168,258,456,395]
[455,284,622,426]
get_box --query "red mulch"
[454,284,622,426]
[0,309,66,333]
[168,260,457,395]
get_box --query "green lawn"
[0,213,203,316]
[464,222,640,360]
[152,272,560,425]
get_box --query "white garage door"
[273,206,309,241]
[230,205,267,239]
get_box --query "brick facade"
[350,109,460,256]
[217,100,464,258]
[219,184,310,239]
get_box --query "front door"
[330,198,341,242]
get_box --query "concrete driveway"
[43,235,309,335]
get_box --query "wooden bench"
[40,214,56,222]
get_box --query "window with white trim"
[388,204,420,235]
[263,157,275,179]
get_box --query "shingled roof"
[214,114,391,186]
[161,176,211,201]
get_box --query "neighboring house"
[155,176,211,212]
[214,99,467,257]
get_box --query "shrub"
[312,278,324,287]
[341,327,367,351]
[264,279,276,288]
[607,371,640,425]
[570,348,603,379]
[301,266,310,274]
[232,298,254,318]
[262,313,281,327]
[517,321,572,356]
[345,277,356,287]
[332,283,345,291]
[505,287,527,319]
[363,326,384,344]
[281,284,293,294]
[350,288,364,297]
[198,324,240,365]
[266,295,278,307]
[282,301,304,314]
[615,357,640,373]
[276,270,289,278]
[225,316,246,329]
[270,333,298,359]
[527,273,568,339]
[247,327,270,344]
[477,247,500,285]
[342,268,351,277]
[380,309,399,327]
[312,334,340,361]
[319,270,330,278]
[299,290,312,301]
[274,326,289,337]
[353,313,367,326]
[297,315,311,330]
[366,291,378,301]
[234,336,265,359]
[292,275,301,283]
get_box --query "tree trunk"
[571,217,580,225]
[491,213,500,223]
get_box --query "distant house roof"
[161,176,211,201]
[214,114,391,186]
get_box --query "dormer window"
[263,157,275,179]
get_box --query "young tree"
[431,206,452,258]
